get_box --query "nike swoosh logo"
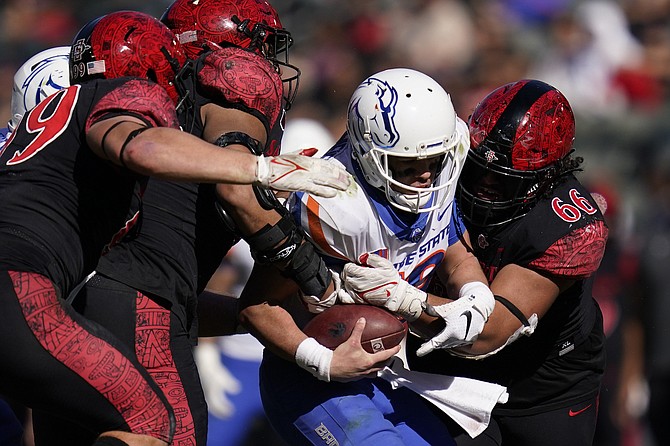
[461,310,472,338]
[568,404,592,417]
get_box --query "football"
[303,304,408,354]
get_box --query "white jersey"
[288,121,469,292]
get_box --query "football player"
[407,79,608,446]
[0,9,348,446]
[36,1,343,445]
[0,45,70,446]
[239,68,496,445]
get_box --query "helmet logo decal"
[484,149,498,163]
[71,39,89,63]
[351,77,399,149]
[22,54,70,113]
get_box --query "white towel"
[378,357,509,438]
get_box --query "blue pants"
[206,350,282,446]
[259,351,455,446]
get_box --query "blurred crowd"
[1,0,669,445]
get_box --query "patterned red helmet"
[161,0,287,58]
[458,79,577,228]
[161,0,299,108]
[69,10,187,104]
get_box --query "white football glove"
[255,154,351,198]
[416,281,495,357]
[194,341,241,419]
[341,253,426,321]
[449,313,538,360]
[302,269,353,313]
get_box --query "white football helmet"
[347,68,461,213]
[8,46,70,132]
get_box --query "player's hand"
[341,253,426,321]
[416,282,495,356]
[330,317,399,382]
[302,269,351,313]
[194,340,241,419]
[255,154,351,197]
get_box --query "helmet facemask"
[231,15,299,110]
[457,148,554,228]
[358,133,461,214]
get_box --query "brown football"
[302,305,408,354]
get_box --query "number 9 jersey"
[0,77,179,296]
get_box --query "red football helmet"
[69,10,187,104]
[161,0,299,108]
[457,79,577,228]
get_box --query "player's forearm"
[124,128,258,184]
[216,182,282,236]
[408,252,488,339]
[237,263,304,360]
[443,255,489,299]
[197,290,240,337]
[238,301,307,361]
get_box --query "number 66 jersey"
[409,173,609,414]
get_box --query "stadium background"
[1,1,669,445]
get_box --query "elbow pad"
[246,214,332,297]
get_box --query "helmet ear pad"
[346,68,465,214]
[69,11,187,104]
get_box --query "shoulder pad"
[197,47,282,134]
[86,79,180,132]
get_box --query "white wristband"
[459,281,495,319]
[295,337,333,382]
